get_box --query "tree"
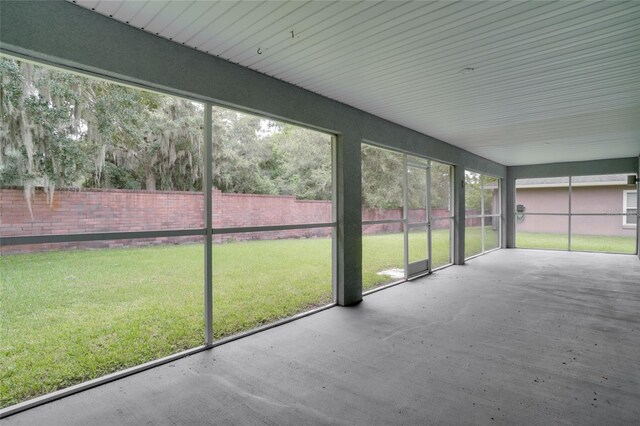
[211,108,332,201]
[361,145,455,211]
[361,144,404,209]
[84,80,204,191]
[262,123,332,200]
[1,57,206,205]
[1,58,93,214]
[211,106,274,194]
[137,97,204,191]
[430,161,452,211]
[7,57,460,211]
[465,171,482,212]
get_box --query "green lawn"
[517,231,636,253]
[464,226,499,258]
[0,228,635,407]
[1,239,336,407]
[1,244,206,408]
[362,228,453,290]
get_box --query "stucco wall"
[515,185,635,237]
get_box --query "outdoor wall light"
[516,204,526,223]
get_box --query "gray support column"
[506,168,516,248]
[335,133,362,305]
[453,165,465,265]
[637,155,639,260]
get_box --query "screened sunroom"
[1,1,639,424]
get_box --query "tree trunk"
[145,172,156,191]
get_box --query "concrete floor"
[3,249,640,425]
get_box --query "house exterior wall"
[515,185,635,237]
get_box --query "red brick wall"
[1,189,455,254]
[0,188,205,236]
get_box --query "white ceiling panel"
[218,2,326,60]
[71,0,640,166]
[169,2,237,45]
[108,1,147,24]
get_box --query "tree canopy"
[361,144,452,210]
[0,58,333,206]
[1,58,206,199]
[1,57,454,212]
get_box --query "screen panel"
[1,238,205,407]
[211,229,333,339]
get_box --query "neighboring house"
[515,174,637,237]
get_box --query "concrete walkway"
[3,249,639,425]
